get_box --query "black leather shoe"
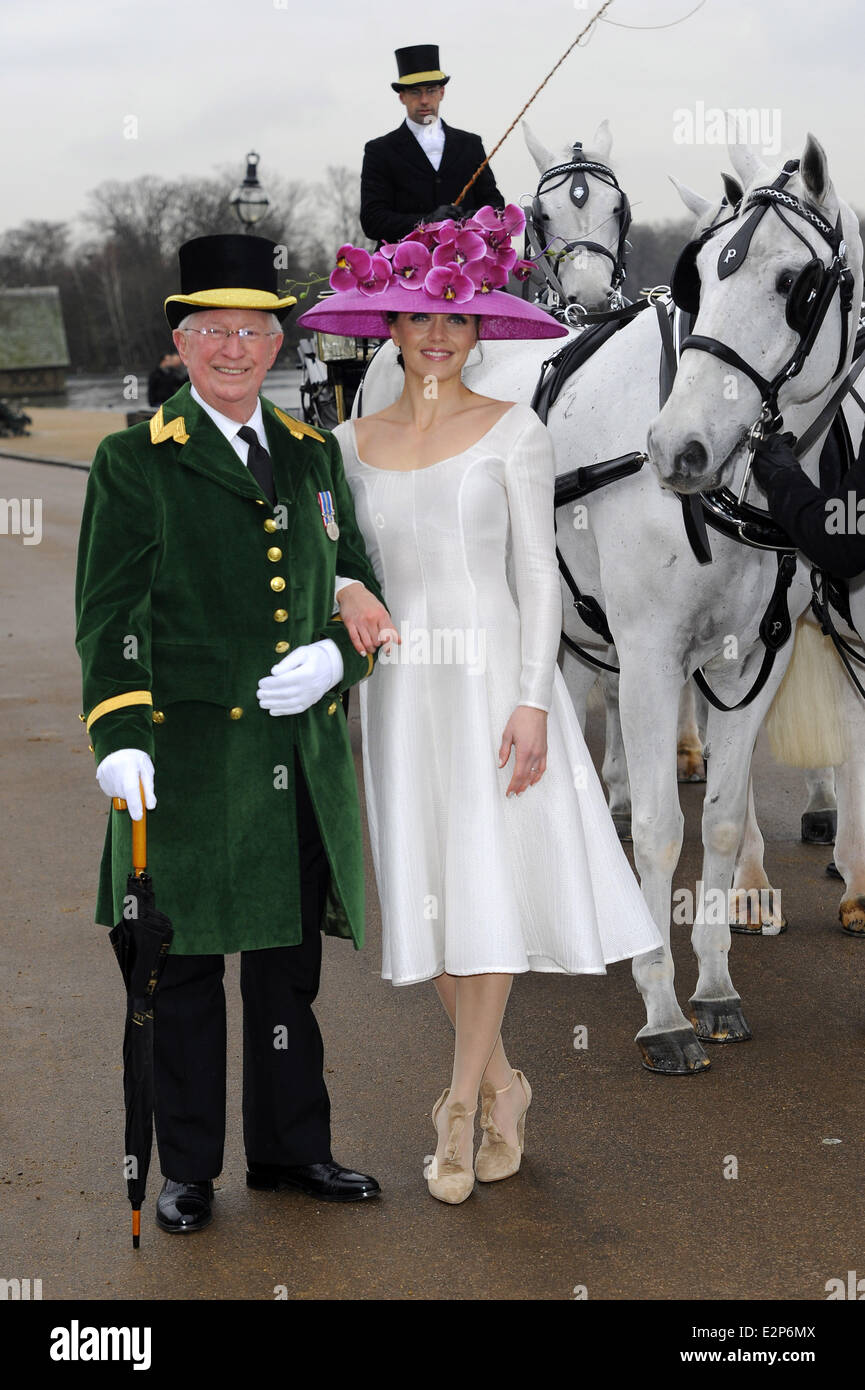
[155,1178,214,1232]
[246,1160,381,1202]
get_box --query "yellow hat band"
[165,286,297,315]
[397,69,447,86]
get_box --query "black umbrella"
[109,792,173,1247]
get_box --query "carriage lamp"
[230,152,270,231]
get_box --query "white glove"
[95,749,156,821]
[257,638,344,716]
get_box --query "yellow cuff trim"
[274,408,325,443]
[366,652,374,677]
[150,406,190,446]
[86,691,153,732]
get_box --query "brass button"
[263,518,278,533]
[270,576,286,592]
[327,701,338,715]
[273,608,288,623]
[267,547,282,562]
[78,712,86,723]
[152,710,165,724]
[256,499,266,507]
[88,743,94,752]
[229,706,243,720]
[274,641,290,654]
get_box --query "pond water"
[28,369,304,412]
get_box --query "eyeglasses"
[404,84,443,97]
[180,327,281,341]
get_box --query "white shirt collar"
[405,113,443,142]
[190,383,265,449]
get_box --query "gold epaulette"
[274,408,325,443]
[149,406,190,446]
[86,691,153,732]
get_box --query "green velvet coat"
[75,383,384,955]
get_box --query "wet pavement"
[1,451,864,1312]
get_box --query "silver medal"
[326,519,340,541]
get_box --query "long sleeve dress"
[333,403,663,985]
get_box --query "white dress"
[333,404,663,986]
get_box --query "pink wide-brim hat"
[297,285,568,341]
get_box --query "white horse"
[360,133,864,1072]
[648,135,865,959]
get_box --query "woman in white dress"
[298,210,662,1204]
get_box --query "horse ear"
[669,174,711,220]
[591,119,612,163]
[721,172,743,206]
[801,132,831,204]
[522,121,555,176]
[727,120,765,189]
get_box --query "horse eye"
[776,271,795,296]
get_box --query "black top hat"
[164,234,297,330]
[391,45,450,92]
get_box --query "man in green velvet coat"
[75,235,391,1232]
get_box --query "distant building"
[0,286,70,395]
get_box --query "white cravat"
[405,114,444,171]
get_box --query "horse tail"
[765,615,848,767]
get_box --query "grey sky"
[2,0,862,243]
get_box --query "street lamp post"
[230,152,269,232]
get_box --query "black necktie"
[237,425,275,504]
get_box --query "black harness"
[540,288,863,705]
[670,159,856,425]
[523,141,632,316]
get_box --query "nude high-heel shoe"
[427,1088,476,1205]
[475,1070,532,1182]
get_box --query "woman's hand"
[498,706,548,796]
[336,582,400,657]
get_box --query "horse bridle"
[524,141,632,316]
[671,159,855,426]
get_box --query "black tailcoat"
[360,120,504,245]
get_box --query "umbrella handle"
[112,780,147,877]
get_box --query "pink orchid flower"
[488,244,518,273]
[356,253,394,296]
[464,260,509,294]
[513,259,535,282]
[424,262,475,303]
[432,228,487,268]
[404,226,440,250]
[473,203,526,238]
[393,241,432,286]
[330,244,372,292]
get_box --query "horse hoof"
[826,860,842,880]
[839,897,865,936]
[677,746,706,783]
[689,998,752,1042]
[636,1027,711,1074]
[611,813,632,842]
[801,810,836,844]
[730,900,788,936]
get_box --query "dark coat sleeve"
[459,136,505,214]
[360,139,429,245]
[75,433,160,764]
[756,431,865,579]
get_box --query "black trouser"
[153,757,332,1179]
